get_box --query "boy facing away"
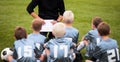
[63,10,79,44]
[86,22,119,62]
[63,10,83,62]
[28,19,46,59]
[93,22,120,62]
[44,22,76,62]
[77,16,103,58]
[8,27,36,62]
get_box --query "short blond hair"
[63,10,74,23]
[52,22,66,37]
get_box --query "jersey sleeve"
[13,48,18,60]
[26,0,38,14]
[74,32,79,44]
[84,31,93,41]
[44,41,51,49]
[34,43,44,58]
[93,46,103,59]
[70,42,76,49]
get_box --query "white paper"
[40,20,54,32]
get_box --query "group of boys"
[6,10,119,62]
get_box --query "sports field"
[0,0,120,61]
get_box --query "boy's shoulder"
[97,38,118,49]
[28,33,46,38]
[47,38,72,44]
[71,27,79,32]
[88,29,98,34]
[14,38,34,44]
[66,27,79,34]
[66,27,78,31]
[108,38,117,42]
[86,29,99,37]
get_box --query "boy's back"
[28,33,46,59]
[13,38,36,62]
[93,38,119,62]
[64,27,79,44]
[28,33,46,44]
[45,38,74,62]
[84,29,100,57]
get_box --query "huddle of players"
[7,10,119,62]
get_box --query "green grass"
[0,0,120,62]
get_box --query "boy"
[77,16,103,58]
[8,27,36,62]
[86,22,119,62]
[63,10,83,62]
[44,22,75,62]
[28,19,46,59]
[63,10,79,44]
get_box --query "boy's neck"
[33,31,39,34]
[55,37,64,39]
[102,36,109,40]
[92,27,97,30]
[65,23,72,27]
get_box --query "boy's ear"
[31,25,34,30]
[91,23,95,29]
[109,30,111,34]
[14,37,16,40]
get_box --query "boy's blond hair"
[63,10,74,23]
[52,22,66,37]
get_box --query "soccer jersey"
[64,27,79,44]
[93,38,119,62]
[28,33,46,58]
[84,29,101,57]
[28,33,46,45]
[45,37,75,62]
[13,38,36,62]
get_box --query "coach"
[26,0,65,40]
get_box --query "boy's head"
[52,22,66,37]
[63,10,74,24]
[32,19,42,32]
[97,22,110,36]
[92,16,103,29]
[14,26,27,40]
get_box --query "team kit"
[0,10,120,62]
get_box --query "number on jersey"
[54,45,68,58]
[18,46,33,59]
[107,48,120,62]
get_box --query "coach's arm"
[26,0,44,22]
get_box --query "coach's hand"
[35,18,45,25]
[41,19,45,25]
[85,60,93,62]
[51,20,57,25]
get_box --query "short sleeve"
[74,32,79,44]
[84,31,93,40]
[44,41,51,49]
[93,46,103,59]
[13,48,18,59]
[70,42,76,49]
